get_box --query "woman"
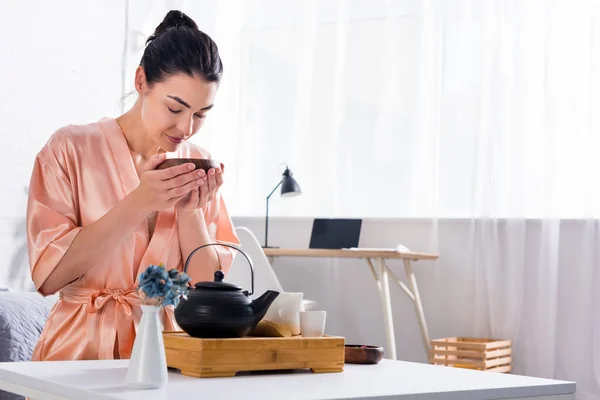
[26,10,239,361]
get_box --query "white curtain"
[126,0,600,398]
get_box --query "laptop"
[309,218,362,249]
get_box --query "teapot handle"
[183,242,255,296]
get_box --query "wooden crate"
[163,331,345,378]
[430,337,512,373]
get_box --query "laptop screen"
[309,218,362,249]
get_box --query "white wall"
[0,0,125,290]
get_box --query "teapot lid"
[194,270,242,291]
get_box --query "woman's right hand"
[131,153,203,213]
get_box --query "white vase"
[125,305,168,389]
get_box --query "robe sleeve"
[27,147,82,295]
[203,192,240,276]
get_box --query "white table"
[264,247,438,360]
[0,359,575,400]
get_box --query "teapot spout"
[250,290,280,325]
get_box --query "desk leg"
[403,259,431,358]
[374,257,397,360]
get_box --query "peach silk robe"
[26,117,240,361]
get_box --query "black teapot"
[174,243,279,338]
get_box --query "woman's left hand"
[176,163,224,213]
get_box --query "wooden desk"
[263,248,439,361]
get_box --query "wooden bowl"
[157,158,220,173]
[344,344,384,364]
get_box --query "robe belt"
[60,286,142,359]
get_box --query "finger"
[189,187,200,206]
[168,177,204,198]
[215,167,223,187]
[207,168,217,191]
[163,169,203,190]
[206,169,217,203]
[157,163,197,180]
[198,181,209,206]
[143,153,168,171]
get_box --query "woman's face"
[135,67,218,153]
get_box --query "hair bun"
[146,10,198,45]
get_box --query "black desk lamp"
[264,165,301,248]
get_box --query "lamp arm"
[265,178,284,248]
[266,178,284,200]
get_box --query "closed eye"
[168,107,182,114]
[194,114,205,119]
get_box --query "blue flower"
[172,272,191,287]
[138,264,172,299]
[138,265,191,307]
[169,270,191,299]
[161,289,180,307]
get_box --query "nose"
[177,115,194,138]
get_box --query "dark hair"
[140,10,223,86]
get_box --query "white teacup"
[300,310,327,337]
[263,292,304,335]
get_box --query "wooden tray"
[163,331,345,378]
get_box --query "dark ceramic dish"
[344,344,384,364]
[157,158,220,173]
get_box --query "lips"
[166,135,184,144]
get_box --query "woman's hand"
[176,163,224,213]
[131,153,204,213]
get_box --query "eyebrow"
[167,95,214,111]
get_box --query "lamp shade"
[281,168,301,197]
